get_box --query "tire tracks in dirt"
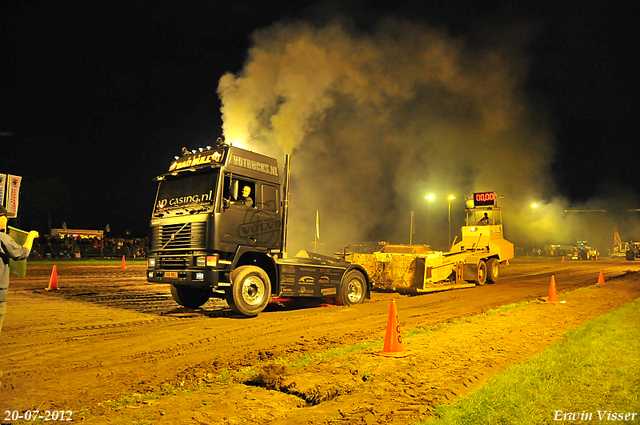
[83,274,640,425]
[2,260,638,420]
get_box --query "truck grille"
[158,256,188,268]
[151,222,206,251]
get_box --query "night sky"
[1,0,637,241]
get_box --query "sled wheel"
[475,261,487,286]
[486,258,499,283]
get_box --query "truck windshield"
[154,170,219,216]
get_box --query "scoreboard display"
[473,191,496,207]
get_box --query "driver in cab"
[477,213,490,225]
[230,185,253,208]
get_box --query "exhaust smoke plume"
[217,17,626,254]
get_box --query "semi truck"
[349,192,514,293]
[146,139,370,316]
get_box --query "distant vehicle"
[570,241,598,260]
[614,241,640,260]
[545,244,575,257]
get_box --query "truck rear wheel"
[626,250,635,261]
[486,258,499,283]
[336,270,366,306]
[229,266,271,316]
[475,261,487,286]
[170,284,211,309]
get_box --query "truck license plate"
[165,271,178,278]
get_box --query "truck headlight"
[197,255,218,267]
[148,257,156,267]
[195,272,205,280]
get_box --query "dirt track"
[1,258,639,424]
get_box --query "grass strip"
[421,298,640,424]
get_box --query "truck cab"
[147,140,370,316]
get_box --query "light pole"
[531,203,538,254]
[448,195,456,249]
[425,194,435,246]
[409,211,415,245]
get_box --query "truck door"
[221,175,258,247]
[254,183,281,250]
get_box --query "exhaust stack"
[281,154,291,257]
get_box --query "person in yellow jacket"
[0,204,39,386]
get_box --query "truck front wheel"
[475,261,487,286]
[336,270,367,306]
[486,258,499,283]
[170,284,211,309]
[229,266,271,316]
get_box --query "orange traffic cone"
[46,265,59,291]
[597,267,605,285]
[506,260,510,266]
[376,300,412,358]
[547,275,558,303]
[120,255,126,269]
[562,256,564,262]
